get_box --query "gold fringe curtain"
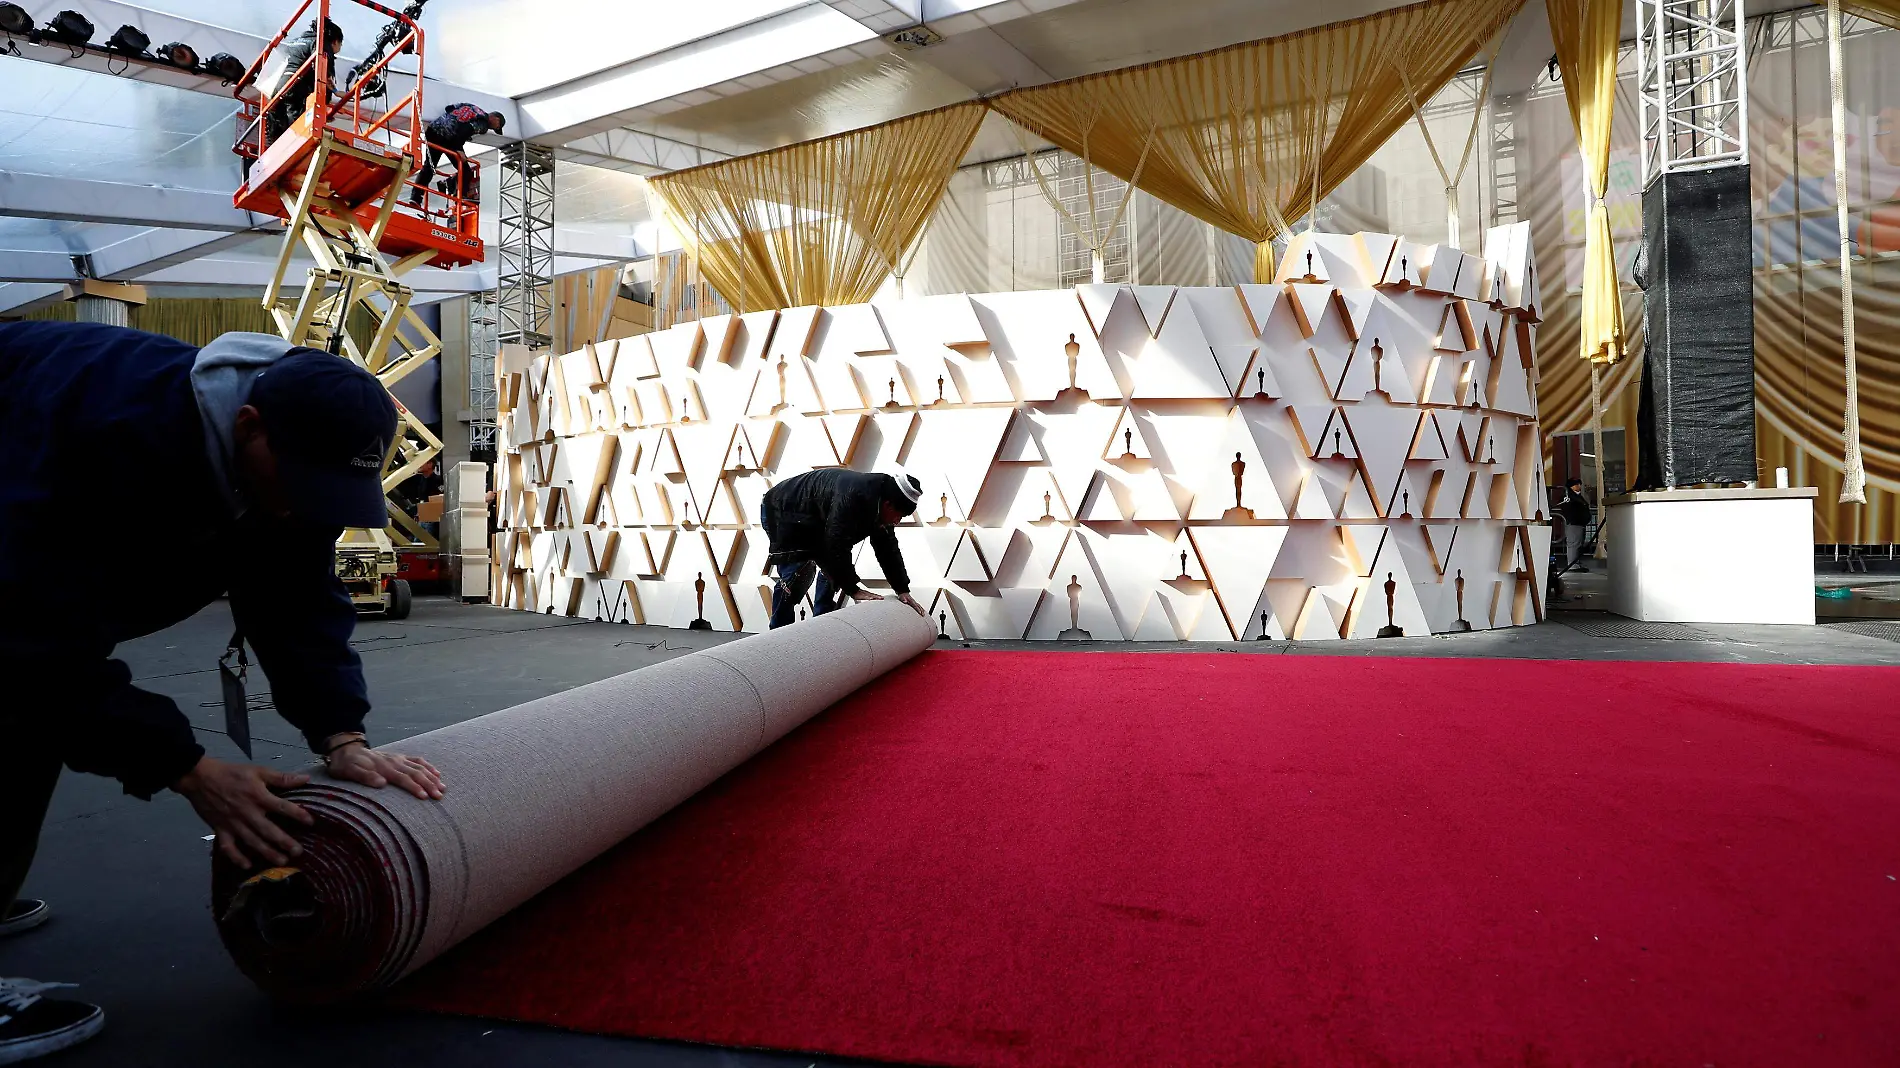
[1844,0,1900,29]
[1547,0,1625,365]
[646,102,985,312]
[18,298,274,345]
[988,0,1526,282]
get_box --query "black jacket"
[1556,487,1592,526]
[0,322,371,799]
[425,103,491,152]
[762,470,910,596]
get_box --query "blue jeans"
[770,561,838,629]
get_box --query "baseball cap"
[249,349,399,529]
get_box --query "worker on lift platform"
[264,17,343,145]
[410,102,506,208]
[0,321,445,1064]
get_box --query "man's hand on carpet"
[323,739,446,800]
[849,589,884,603]
[174,756,312,871]
[896,593,925,617]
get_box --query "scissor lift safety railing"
[231,0,484,550]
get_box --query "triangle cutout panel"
[1340,404,1420,518]
[1410,411,1451,460]
[1291,586,1345,640]
[996,410,1049,463]
[1287,283,1343,339]
[944,531,993,583]
[1354,232,1400,285]
[1339,523,1387,576]
[1076,284,1126,338]
[1029,537,1123,640]
[1188,526,1290,640]
[1234,283,1286,336]
[946,349,1015,404]
[1186,410,1288,521]
[1130,285,1178,335]
[974,290,1109,402]
[1388,468,1428,520]
[908,408,1015,514]
[999,587,1046,639]
[1128,591,1184,641]
[767,306,821,364]
[732,310,779,365]
[1105,407,1155,461]
[1292,470,1333,519]
[1346,545,1431,639]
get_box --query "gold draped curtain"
[19,298,274,344]
[645,102,985,312]
[1547,0,1625,364]
[1845,0,1900,29]
[987,0,1526,281]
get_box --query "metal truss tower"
[1486,92,1521,228]
[496,141,556,351]
[1637,0,1749,183]
[468,290,500,458]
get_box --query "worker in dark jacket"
[0,322,443,1064]
[1556,476,1593,571]
[264,17,343,146]
[409,102,505,208]
[762,469,928,628]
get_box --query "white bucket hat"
[888,469,923,504]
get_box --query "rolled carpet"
[211,600,934,1002]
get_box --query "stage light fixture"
[106,23,148,55]
[206,50,245,83]
[156,41,196,68]
[42,8,92,48]
[0,3,32,36]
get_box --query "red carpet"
[397,653,1900,1067]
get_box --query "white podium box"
[1604,487,1816,625]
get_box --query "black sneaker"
[0,979,104,1065]
[0,901,48,938]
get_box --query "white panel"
[496,231,1549,642]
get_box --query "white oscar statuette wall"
[489,226,1553,641]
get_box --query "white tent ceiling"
[5,0,1723,313]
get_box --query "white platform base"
[1604,488,1816,625]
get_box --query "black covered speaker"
[1636,164,1757,489]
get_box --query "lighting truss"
[468,290,499,456]
[496,141,555,352]
[1637,0,1749,183]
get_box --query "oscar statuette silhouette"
[1376,571,1404,637]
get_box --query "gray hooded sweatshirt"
[189,332,300,518]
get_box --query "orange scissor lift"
[232,0,483,563]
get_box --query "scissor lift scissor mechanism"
[232,0,484,562]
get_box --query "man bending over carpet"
[761,469,928,629]
[0,322,444,1064]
